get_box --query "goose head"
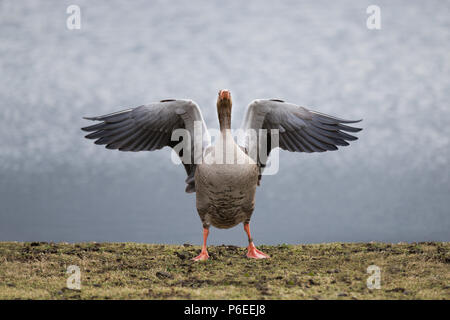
[217,89,232,131]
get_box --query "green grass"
[0,241,449,299]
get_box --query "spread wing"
[239,99,362,181]
[81,99,210,193]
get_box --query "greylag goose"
[82,90,362,260]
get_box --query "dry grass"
[0,241,449,300]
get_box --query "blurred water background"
[0,0,449,245]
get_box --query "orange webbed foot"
[192,251,209,261]
[246,246,270,259]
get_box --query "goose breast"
[195,135,259,229]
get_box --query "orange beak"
[219,89,231,100]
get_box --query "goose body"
[196,131,259,229]
[82,89,362,260]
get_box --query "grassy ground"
[0,241,448,300]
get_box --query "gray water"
[0,0,449,246]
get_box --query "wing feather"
[82,100,210,193]
[239,99,362,182]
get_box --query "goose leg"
[193,227,210,261]
[244,223,270,259]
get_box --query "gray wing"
[81,99,210,193]
[239,99,362,181]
